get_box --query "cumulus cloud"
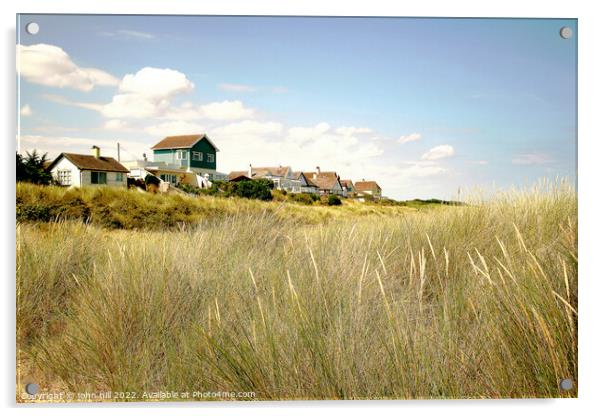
[104,119,127,130]
[17,44,118,91]
[197,100,255,121]
[17,134,149,160]
[145,120,207,137]
[421,145,455,161]
[398,133,422,144]
[511,153,554,165]
[20,104,32,117]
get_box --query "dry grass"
[16,181,577,400]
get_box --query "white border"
[3,1,601,415]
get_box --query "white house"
[47,146,129,188]
[228,165,302,193]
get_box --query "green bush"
[225,179,273,201]
[327,195,342,206]
[290,193,316,205]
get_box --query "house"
[292,171,319,194]
[229,165,302,192]
[302,167,344,196]
[122,133,227,190]
[340,179,355,196]
[354,180,382,199]
[151,134,219,177]
[47,146,128,188]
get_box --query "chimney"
[91,145,100,159]
[316,166,321,174]
[117,142,121,161]
[248,163,252,178]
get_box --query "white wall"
[50,157,81,187]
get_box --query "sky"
[16,15,577,200]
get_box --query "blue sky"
[17,15,577,200]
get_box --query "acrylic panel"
[16,14,577,402]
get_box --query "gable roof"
[292,171,318,187]
[354,181,381,192]
[151,134,220,151]
[48,153,129,173]
[340,179,354,188]
[303,171,342,191]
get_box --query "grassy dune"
[16,183,577,400]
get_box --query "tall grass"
[16,182,577,400]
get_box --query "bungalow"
[292,171,319,194]
[47,146,128,188]
[354,180,382,199]
[340,179,355,196]
[302,167,344,196]
[229,165,302,192]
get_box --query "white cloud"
[212,120,283,137]
[104,119,127,130]
[20,105,32,117]
[145,120,207,137]
[219,83,256,92]
[421,145,455,161]
[335,126,373,136]
[197,100,255,121]
[119,67,194,99]
[17,134,150,160]
[398,133,422,144]
[511,153,554,165]
[17,43,118,91]
[74,67,196,119]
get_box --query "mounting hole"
[25,22,39,35]
[560,378,574,391]
[25,383,39,395]
[559,26,573,39]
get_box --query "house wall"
[152,138,217,171]
[81,170,127,188]
[50,157,81,187]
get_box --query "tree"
[16,150,52,184]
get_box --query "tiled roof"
[151,134,220,151]
[354,181,381,192]
[303,171,341,191]
[49,153,129,173]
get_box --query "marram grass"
[16,182,577,400]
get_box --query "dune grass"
[16,182,577,400]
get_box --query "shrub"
[290,193,316,205]
[226,179,273,201]
[327,195,342,206]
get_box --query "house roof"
[340,179,354,188]
[229,166,292,180]
[354,181,381,192]
[48,153,129,173]
[228,171,251,181]
[292,171,318,187]
[151,134,220,151]
[303,171,341,191]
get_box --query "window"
[207,153,215,163]
[160,174,177,184]
[91,171,107,185]
[192,151,203,161]
[116,172,123,182]
[57,169,71,185]
[176,150,188,160]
